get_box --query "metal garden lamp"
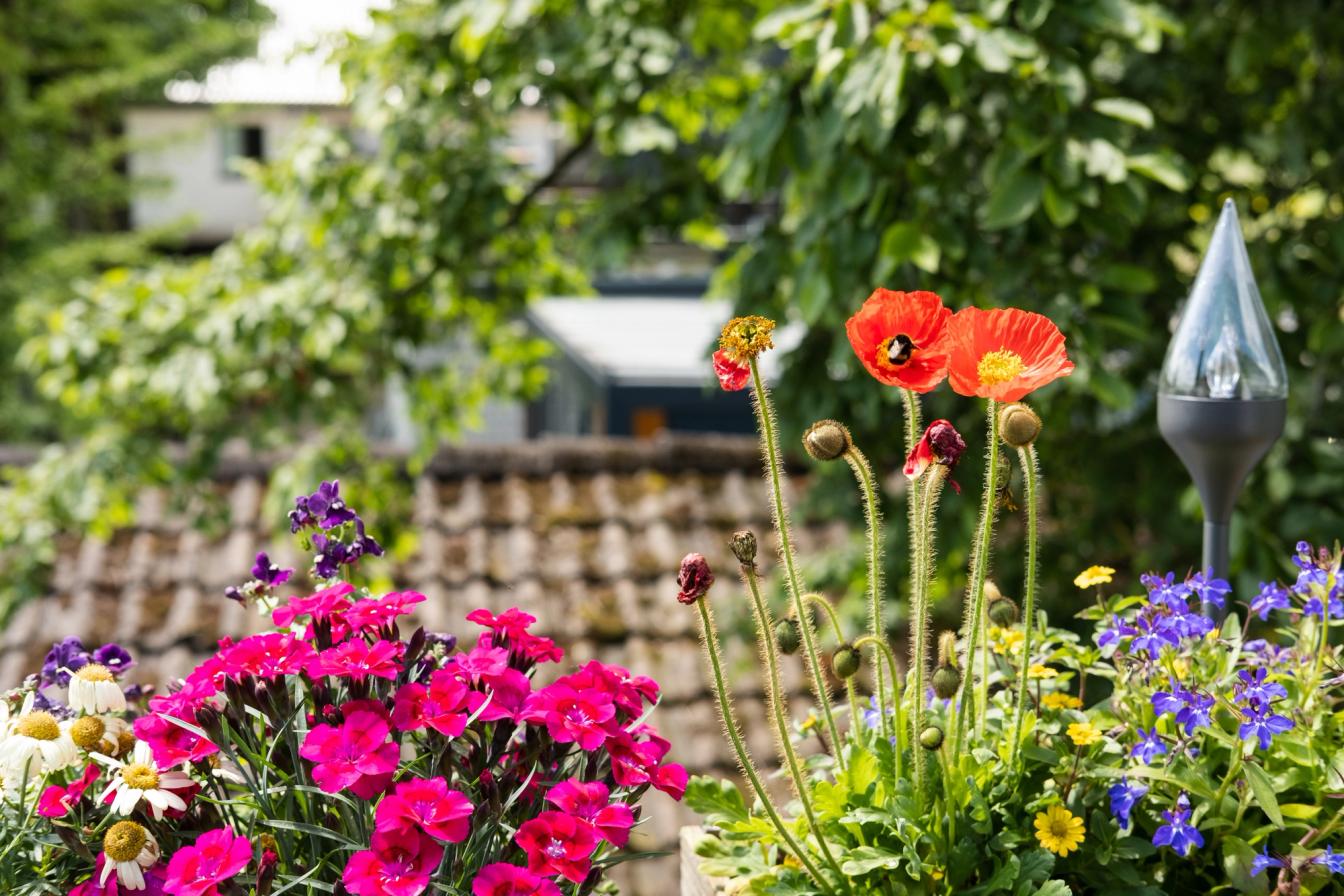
[1157,199,1288,612]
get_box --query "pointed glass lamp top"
[1159,199,1288,400]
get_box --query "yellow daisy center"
[115,732,137,757]
[15,711,60,741]
[104,820,148,863]
[122,763,160,791]
[977,349,1026,385]
[75,664,114,683]
[70,716,107,752]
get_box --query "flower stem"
[953,400,1001,754]
[694,599,837,894]
[910,464,947,808]
[843,443,891,747]
[749,359,844,767]
[804,593,862,742]
[854,634,904,779]
[1008,444,1040,767]
[745,569,847,880]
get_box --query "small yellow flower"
[1028,664,1058,680]
[989,626,1025,655]
[929,868,944,881]
[799,712,819,733]
[1074,565,1116,589]
[1041,693,1083,711]
[1067,720,1103,746]
[1034,804,1085,856]
[719,316,776,361]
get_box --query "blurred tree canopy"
[0,0,269,437]
[4,0,1343,624]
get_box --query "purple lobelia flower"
[1152,685,1215,735]
[1188,570,1232,610]
[1142,572,1192,612]
[40,636,91,687]
[1234,667,1288,706]
[1096,614,1138,651]
[1250,844,1285,877]
[1249,582,1291,621]
[1130,727,1168,765]
[1153,793,1204,856]
[1316,844,1344,874]
[1109,776,1148,829]
[251,552,294,588]
[1239,702,1294,751]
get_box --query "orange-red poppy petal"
[845,289,952,392]
[945,307,1074,402]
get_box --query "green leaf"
[982,168,1044,229]
[685,776,749,824]
[1243,762,1285,828]
[1034,882,1072,896]
[877,222,941,277]
[839,846,904,875]
[1093,97,1154,129]
[1127,151,1190,191]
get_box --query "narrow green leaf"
[1243,762,1285,828]
[1093,97,1154,129]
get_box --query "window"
[221,125,265,175]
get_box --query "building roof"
[0,435,849,891]
[163,0,385,106]
[528,297,804,388]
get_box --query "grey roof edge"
[0,434,774,481]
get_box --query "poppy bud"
[729,530,758,567]
[676,553,715,605]
[831,644,861,679]
[931,664,962,700]
[774,618,801,655]
[803,420,852,462]
[999,402,1042,448]
[987,586,1020,627]
[904,420,967,485]
[936,631,959,669]
[919,725,945,750]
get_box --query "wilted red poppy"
[712,350,750,391]
[845,289,951,393]
[904,419,967,492]
[945,307,1074,402]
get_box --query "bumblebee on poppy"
[845,289,952,393]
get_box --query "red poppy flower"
[945,307,1074,402]
[845,289,952,392]
[712,349,750,391]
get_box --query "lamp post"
[1157,199,1288,616]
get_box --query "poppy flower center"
[15,712,60,741]
[122,763,160,790]
[104,820,148,862]
[976,349,1026,385]
[881,334,917,368]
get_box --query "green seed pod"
[999,402,1042,448]
[831,644,861,679]
[987,593,1020,628]
[919,725,945,750]
[774,618,801,656]
[802,419,852,462]
[931,664,962,700]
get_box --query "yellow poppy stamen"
[977,349,1026,385]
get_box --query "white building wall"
[126,105,349,244]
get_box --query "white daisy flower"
[69,714,127,754]
[100,821,159,890]
[95,740,193,820]
[0,694,78,780]
[68,664,127,715]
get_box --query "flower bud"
[729,531,758,567]
[904,419,967,483]
[919,725,945,750]
[931,664,962,700]
[774,618,802,656]
[803,420,852,462]
[999,402,1042,448]
[936,631,959,669]
[831,644,861,679]
[676,553,715,605]
[987,591,1020,628]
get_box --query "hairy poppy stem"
[842,442,892,748]
[748,359,844,767]
[953,401,1001,755]
[745,572,847,881]
[693,599,837,895]
[803,593,862,739]
[1008,445,1040,767]
[910,464,946,808]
